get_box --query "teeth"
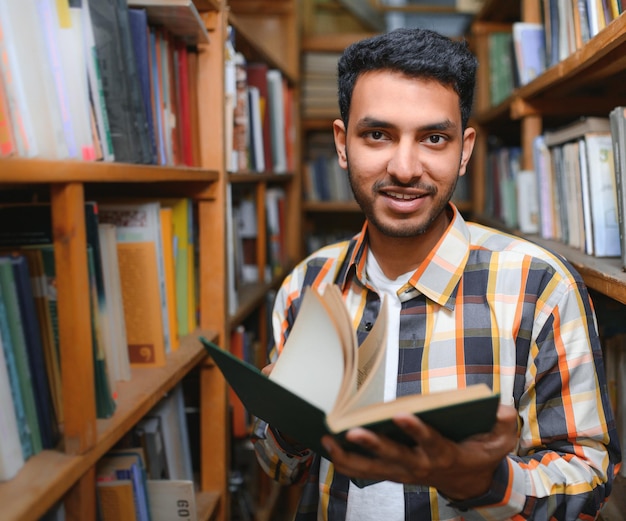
[387,191,418,200]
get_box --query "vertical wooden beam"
[521,0,541,23]
[471,23,492,113]
[64,467,96,521]
[521,114,542,170]
[50,182,96,455]
[256,182,268,282]
[197,7,229,521]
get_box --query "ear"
[458,126,476,177]
[333,119,348,169]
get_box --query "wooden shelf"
[228,9,298,83]
[474,211,626,306]
[0,331,218,521]
[0,158,219,184]
[302,32,378,53]
[525,237,626,305]
[128,0,211,44]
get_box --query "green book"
[0,259,43,454]
[200,285,499,459]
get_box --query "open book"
[201,285,499,458]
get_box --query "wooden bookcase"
[0,1,301,520]
[468,0,626,306]
[468,0,626,511]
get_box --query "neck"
[367,211,451,280]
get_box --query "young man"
[252,28,621,520]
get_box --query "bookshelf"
[0,1,301,521]
[468,0,626,305]
[468,1,626,512]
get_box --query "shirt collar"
[337,204,470,310]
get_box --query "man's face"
[333,70,475,239]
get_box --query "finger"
[261,363,275,376]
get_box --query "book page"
[269,287,346,413]
[334,296,388,415]
[320,285,357,404]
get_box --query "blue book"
[512,22,547,85]
[8,254,60,450]
[128,8,158,164]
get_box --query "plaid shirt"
[252,204,620,520]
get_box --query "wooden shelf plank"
[475,215,626,305]
[127,0,211,44]
[0,331,218,521]
[302,32,377,53]
[0,158,219,184]
[228,11,298,83]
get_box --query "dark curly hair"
[337,28,478,130]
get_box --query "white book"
[533,135,557,239]
[0,0,68,158]
[146,383,193,481]
[578,138,595,255]
[98,223,131,383]
[247,86,265,173]
[609,106,626,269]
[516,170,539,234]
[0,330,25,481]
[584,133,621,257]
[146,480,197,521]
[226,185,238,316]
[57,2,96,160]
[266,69,287,173]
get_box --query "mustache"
[372,179,437,195]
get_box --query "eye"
[366,130,385,140]
[425,134,447,146]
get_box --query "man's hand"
[322,404,519,501]
[261,363,275,376]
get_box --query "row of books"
[483,113,625,263]
[95,382,196,521]
[303,132,352,203]
[225,26,296,174]
[301,52,341,120]
[227,187,287,315]
[0,198,198,482]
[0,0,201,166]
[542,0,623,67]
[0,252,61,481]
[486,2,624,107]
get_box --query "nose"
[386,138,422,183]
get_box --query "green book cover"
[0,259,43,454]
[201,338,499,458]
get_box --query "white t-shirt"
[344,251,413,521]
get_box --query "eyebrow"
[354,117,458,132]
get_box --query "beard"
[346,158,458,239]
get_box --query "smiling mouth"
[383,190,425,200]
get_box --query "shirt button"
[364,322,373,331]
